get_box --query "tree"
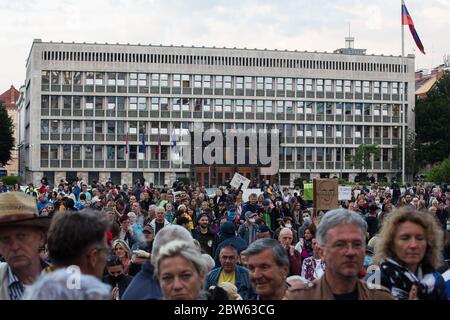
[426,154,450,184]
[0,102,14,167]
[347,144,380,177]
[415,72,450,168]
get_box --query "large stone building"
[20,39,415,187]
[0,85,20,176]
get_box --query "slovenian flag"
[139,128,146,155]
[172,129,177,150]
[402,0,425,55]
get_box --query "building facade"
[0,85,20,176]
[21,39,415,187]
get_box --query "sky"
[0,0,449,91]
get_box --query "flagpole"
[401,0,406,185]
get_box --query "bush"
[426,155,450,184]
[178,176,190,186]
[1,176,20,186]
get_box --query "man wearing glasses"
[286,209,393,300]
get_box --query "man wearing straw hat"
[0,192,51,300]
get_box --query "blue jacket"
[121,261,162,300]
[205,265,256,300]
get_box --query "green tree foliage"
[347,144,380,175]
[0,102,15,167]
[426,154,450,184]
[415,72,450,168]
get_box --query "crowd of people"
[0,175,449,300]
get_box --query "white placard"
[129,128,137,134]
[339,186,353,201]
[242,189,262,202]
[230,173,251,190]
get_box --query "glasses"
[329,241,364,252]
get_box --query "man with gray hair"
[149,206,170,235]
[246,238,289,300]
[287,209,393,300]
[122,224,193,300]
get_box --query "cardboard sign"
[303,183,313,201]
[242,189,262,202]
[313,179,339,210]
[230,173,251,190]
[338,186,353,201]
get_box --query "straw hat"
[0,192,51,229]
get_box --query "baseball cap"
[257,225,271,233]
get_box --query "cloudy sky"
[1,0,448,91]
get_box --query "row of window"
[41,71,406,94]
[40,144,396,163]
[41,50,407,73]
[41,120,401,139]
[41,95,404,116]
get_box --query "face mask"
[249,218,256,223]
[364,255,373,268]
[285,223,292,228]
[303,217,311,224]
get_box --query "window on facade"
[182,75,190,88]
[107,73,116,86]
[374,81,380,94]
[245,77,253,89]
[95,73,104,86]
[224,99,232,112]
[296,147,304,162]
[297,101,304,113]
[51,120,59,134]
[235,100,243,112]
[62,120,71,134]
[95,121,103,134]
[173,74,181,87]
[107,145,115,160]
[138,97,147,110]
[306,102,313,114]
[129,145,137,160]
[344,125,352,138]
[355,103,362,115]
[51,71,60,85]
[107,121,115,135]
[215,76,223,89]
[265,77,273,90]
[363,81,371,93]
[117,73,126,86]
[305,124,313,137]
[336,125,342,137]
[374,126,381,138]
[85,72,94,85]
[344,80,351,93]
[224,76,232,89]
[316,125,324,137]
[256,100,264,113]
[382,82,388,94]
[50,145,59,159]
[264,100,273,113]
[62,71,72,85]
[194,75,202,88]
[160,74,169,87]
[215,99,223,112]
[256,77,264,90]
[316,79,323,92]
[392,82,399,95]
[374,104,381,116]
[305,147,313,161]
[129,73,138,86]
[151,74,159,87]
[235,77,244,89]
[325,79,332,92]
[276,101,284,113]
[129,97,137,110]
[316,147,324,161]
[72,145,81,160]
[203,75,211,88]
[276,78,284,90]
[336,80,343,93]
[296,78,304,91]
[335,102,343,115]
[138,73,147,87]
[345,103,352,115]
[326,125,333,137]
[84,145,93,160]
[244,100,252,112]
[364,126,371,138]
[41,120,49,134]
[95,97,103,110]
[317,102,324,114]
[355,81,362,94]
[286,78,293,91]
[42,71,50,85]
[117,146,125,160]
[305,79,313,91]
[286,101,293,113]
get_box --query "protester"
[371,208,447,300]
[0,192,51,300]
[288,209,393,300]
[246,238,289,300]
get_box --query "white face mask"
[285,223,292,228]
[249,218,256,223]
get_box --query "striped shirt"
[8,267,25,300]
